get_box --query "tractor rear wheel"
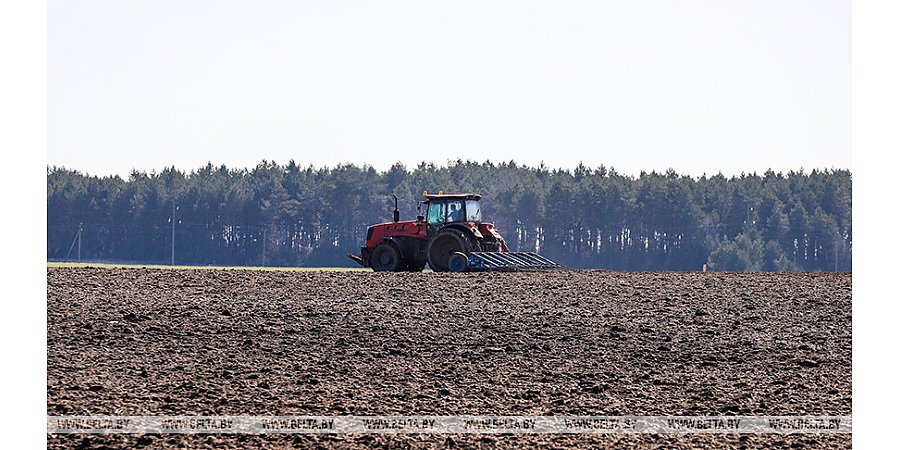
[370,243,403,272]
[426,229,474,272]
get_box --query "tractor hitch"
[347,253,366,267]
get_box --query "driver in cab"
[448,202,464,222]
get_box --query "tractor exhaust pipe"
[392,194,400,223]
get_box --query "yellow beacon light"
[423,191,428,196]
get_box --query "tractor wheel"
[404,260,427,272]
[370,243,403,272]
[426,229,474,272]
[448,252,469,272]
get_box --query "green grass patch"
[47,262,368,272]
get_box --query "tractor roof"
[422,192,481,201]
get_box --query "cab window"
[465,200,482,223]
[427,201,446,224]
[446,200,465,222]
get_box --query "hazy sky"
[49,0,850,178]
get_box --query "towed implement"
[348,192,562,272]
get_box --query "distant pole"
[834,239,839,272]
[262,229,267,266]
[171,200,176,265]
[65,225,81,261]
[746,206,752,269]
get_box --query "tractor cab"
[418,193,482,234]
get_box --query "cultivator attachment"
[458,251,563,272]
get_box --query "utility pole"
[171,200,176,266]
[834,239,839,272]
[745,206,753,270]
[262,228,267,266]
[65,224,82,261]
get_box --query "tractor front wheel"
[370,243,403,272]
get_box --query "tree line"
[47,161,851,271]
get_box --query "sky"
[48,0,850,178]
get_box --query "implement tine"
[467,251,562,271]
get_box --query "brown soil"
[47,268,851,449]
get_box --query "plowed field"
[47,268,851,449]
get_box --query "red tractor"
[348,192,559,272]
